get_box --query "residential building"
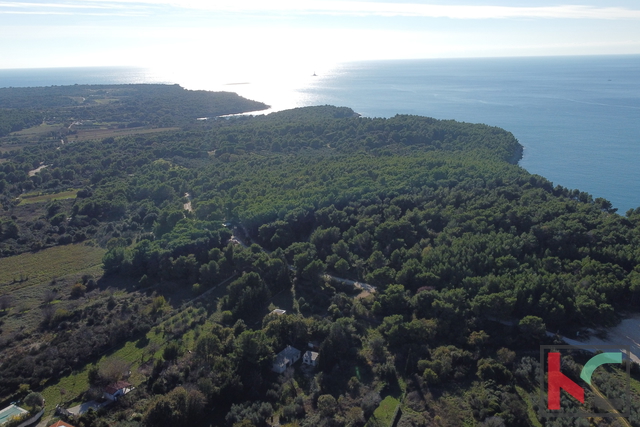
[272,345,301,373]
[103,381,133,401]
[303,350,319,367]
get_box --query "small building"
[272,345,301,373]
[270,309,286,315]
[103,381,133,401]
[49,421,77,427]
[303,350,319,367]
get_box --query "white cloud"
[0,1,147,15]
[173,1,640,20]
[3,1,640,20]
[0,11,145,15]
[0,2,117,9]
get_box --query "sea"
[1,55,639,212]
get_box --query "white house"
[103,381,133,401]
[272,345,301,373]
[303,351,319,367]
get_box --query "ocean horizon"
[1,54,639,212]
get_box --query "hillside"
[0,88,638,427]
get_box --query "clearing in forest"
[17,189,79,205]
[0,244,105,293]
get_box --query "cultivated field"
[0,143,27,153]
[71,126,180,142]
[17,189,78,205]
[0,244,105,291]
[3,123,180,146]
[0,244,106,341]
[10,123,59,138]
[0,244,105,294]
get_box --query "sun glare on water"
[148,49,341,115]
[135,25,354,115]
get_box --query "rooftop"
[274,345,300,366]
[305,350,319,361]
[49,421,77,427]
[105,380,133,395]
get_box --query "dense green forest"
[0,109,42,137]
[0,84,267,125]
[0,85,638,427]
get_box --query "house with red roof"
[103,381,133,401]
[49,421,76,427]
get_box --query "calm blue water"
[1,56,639,212]
[0,67,167,87]
[299,56,640,213]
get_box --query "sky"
[1,0,640,74]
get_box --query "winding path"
[228,229,376,293]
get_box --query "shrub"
[192,283,202,295]
[53,308,71,323]
[151,296,167,314]
[70,283,86,298]
[23,392,44,410]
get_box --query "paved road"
[323,274,376,292]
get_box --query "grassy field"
[0,143,27,153]
[3,123,61,145]
[92,98,119,105]
[10,123,59,138]
[72,126,180,142]
[17,189,78,205]
[0,244,105,293]
[365,396,399,427]
[0,244,106,336]
[4,123,180,146]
